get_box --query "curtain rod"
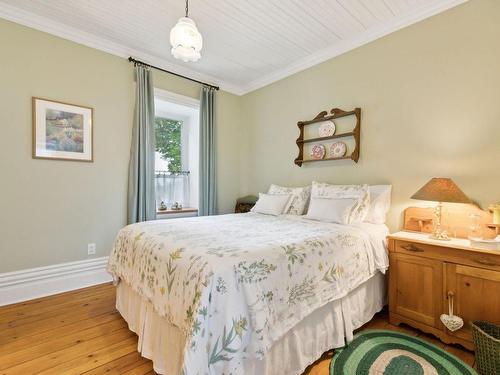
[128,57,219,91]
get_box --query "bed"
[107,212,389,375]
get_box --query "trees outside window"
[155,117,182,172]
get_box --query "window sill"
[156,208,198,215]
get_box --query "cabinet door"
[389,252,443,328]
[445,263,500,342]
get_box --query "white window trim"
[154,88,200,109]
[153,88,200,213]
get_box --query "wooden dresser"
[388,230,500,350]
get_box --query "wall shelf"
[297,131,355,144]
[295,156,351,164]
[294,107,361,167]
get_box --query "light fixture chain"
[185,0,188,17]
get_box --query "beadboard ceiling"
[0,0,466,95]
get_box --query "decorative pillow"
[305,197,358,224]
[268,184,311,215]
[311,182,371,223]
[364,185,392,224]
[251,193,291,216]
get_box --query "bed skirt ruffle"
[116,272,386,375]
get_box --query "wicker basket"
[471,321,500,375]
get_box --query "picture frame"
[32,97,93,162]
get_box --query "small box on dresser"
[387,231,500,350]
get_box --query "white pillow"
[311,182,370,223]
[268,184,311,215]
[364,185,392,224]
[305,197,358,224]
[251,193,291,216]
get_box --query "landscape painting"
[45,109,84,153]
[33,98,93,162]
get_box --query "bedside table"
[387,231,500,350]
[234,195,257,213]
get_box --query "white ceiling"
[0,0,466,95]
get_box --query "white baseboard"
[0,257,112,306]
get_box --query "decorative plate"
[310,144,326,159]
[330,141,347,158]
[318,121,336,137]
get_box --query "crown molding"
[0,2,242,95]
[0,0,467,96]
[238,0,469,95]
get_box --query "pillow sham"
[305,197,358,224]
[251,193,291,216]
[268,184,311,215]
[364,185,392,224]
[311,182,370,223]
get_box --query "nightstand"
[387,231,500,350]
[234,195,257,213]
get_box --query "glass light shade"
[170,17,203,62]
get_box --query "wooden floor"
[0,283,475,375]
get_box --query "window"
[155,118,182,173]
[154,89,199,214]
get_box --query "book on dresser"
[388,206,500,351]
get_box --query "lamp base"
[429,230,451,241]
[430,202,451,241]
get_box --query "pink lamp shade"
[411,178,471,204]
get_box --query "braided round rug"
[330,330,477,375]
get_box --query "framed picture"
[32,97,93,162]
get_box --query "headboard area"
[403,204,497,239]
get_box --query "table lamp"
[411,178,471,240]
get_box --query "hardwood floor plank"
[0,318,127,369]
[0,290,115,329]
[444,344,475,367]
[1,328,135,375]
[81,351,147,375]
[0,283,114,315]
[0,284,476,375]
[415,331,447,349]
[0,311,122,356]
[0,299,116,345]
[37,340,139,375]
[120,362,155,375]
[0,287,114,325]
[385,322,420,336]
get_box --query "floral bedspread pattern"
[107,213,388,374]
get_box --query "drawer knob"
[401,244,424,252]
[473,258,500,267]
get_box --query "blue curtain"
[199,86,217,216]
[127,65,156,224]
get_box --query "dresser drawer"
[395,240,440,257]
[394,240,500,272]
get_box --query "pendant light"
[170,0,203,62]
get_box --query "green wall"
[239,0,500,230]
[0,19,242,273]
[1,0,499,273]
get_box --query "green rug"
[330,330,477,375]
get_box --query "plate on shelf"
[330,141,347,158]
[318,121,336,137]
[310,144,326,160]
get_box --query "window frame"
[153,88,200,213]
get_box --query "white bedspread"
[107,213,389,375]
